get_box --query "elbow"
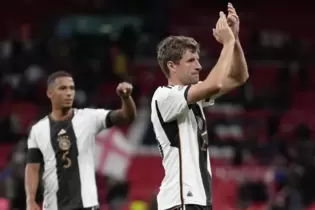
[235,71,249,85]
[207,83,223,95]
[241,72,249,84]
[124,112,137,124]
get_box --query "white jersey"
[26,108,112,210]
[151,85,214,210]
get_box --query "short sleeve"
[155,85,191,122]
[88,108,112,132]
[26,128,43,164]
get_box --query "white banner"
[95,128,135,181]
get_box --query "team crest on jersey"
[58,135,71,151]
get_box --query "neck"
[168,77,184,86]
[50,107,72,121]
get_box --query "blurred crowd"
[0,0,315,209]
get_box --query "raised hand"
[116,82,133,98]
[213,11,235,45]
[227,2,240,39]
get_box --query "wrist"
[26,197,36,203]
[120,95,130,100]
[223,40,235,47]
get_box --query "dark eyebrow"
[58,84,75,89]
[187,57,199,62]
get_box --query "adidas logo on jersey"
[58,129,66,136]
[187,191,193,197]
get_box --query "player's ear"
[46,89,53,99]
[167,61,176,74]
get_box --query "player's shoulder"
[73,108,99,117]
[31,116,49,133]
[74,108,110,118]
[152,85,182,100]
[74,108,93,115]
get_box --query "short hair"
[156,36,200,77]
[47,71,72,87]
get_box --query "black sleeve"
[27,148,43,164]
[184,85,192,102]
[105,110,114,128]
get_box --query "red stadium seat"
[127,156,163,203]
[0,102,12,118]
[246,203,268,210]
[0,144,14,168]
[250,66,278,96]
[291,91,315,109]
[279,109,306,135]
[96,83,117,105]
[11,102,39,135]
[306,203,315,210]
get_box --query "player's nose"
[195,66,202,72]
[195,62,202,71]
[65,90,73,97]
[195,67,202,72]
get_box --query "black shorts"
[170,204,212,210]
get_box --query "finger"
[219,20,225,30]
[122,82,132,90]
[124,84,132,91]
[216,14,221,28]
[213,30,219,40]
[216,19,220,31]
[228,3,236,13]
[216,19,223,31]
[213,29,218,40]
[219,11,226,20]
[228,14,238,21]
[228,5,235,11]
[228,8,236,15]
[220,14,229,28]
[228,2,234,9]
[228,16,239,25]
[218,13,225,28]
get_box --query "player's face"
[47,77,75,109]
[176,50,202,85]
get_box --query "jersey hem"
[158,200,211,210]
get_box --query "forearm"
[186,42,235,104]
[205,42,235,86]
[229,39,249,82]
[120,96,137,122]
[109,96,137,125]
[25,164,40,201]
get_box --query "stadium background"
[0,0,314,209]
